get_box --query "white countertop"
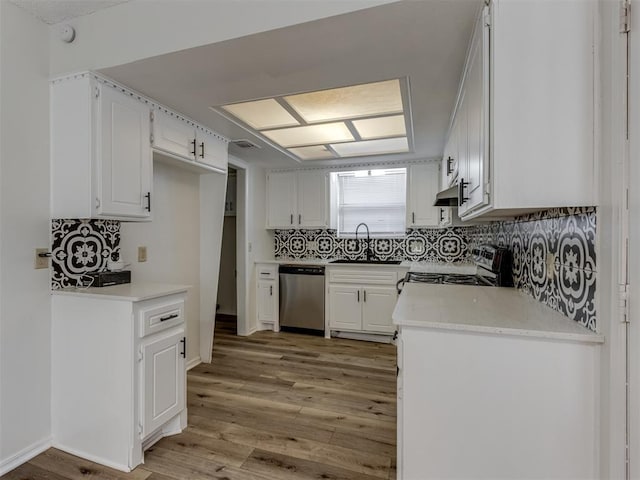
[258,259,476,271]
[393,283,603,344]
[52,282,190,302]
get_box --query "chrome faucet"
[355,222,374,262]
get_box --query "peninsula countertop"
[51,282,190,302]
[393,283,603,344]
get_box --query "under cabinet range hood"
[434,185,458,206]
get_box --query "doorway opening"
[216,167,238,334]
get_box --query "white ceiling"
[98,0,482,168]
[10,0,129,25]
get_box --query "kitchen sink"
[329,259,402,265]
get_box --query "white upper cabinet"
[266,170,328,229]
[407,163,440,228]
[449,1,596,219]
[297,170,329,228]
[152,109,228,173]
[51,74,152,220]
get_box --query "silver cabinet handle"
[363,290,367,302]
[290,214,293,225]
[270,285,273,296]
[298,214,301,225]
[412,212,415,224]
[357,290,360,302]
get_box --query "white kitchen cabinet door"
[196,128,228,173]
[297,170,328,228]
[458,7,489,217]
[152,110,197,161]
[142,330,185,438]
[328,285,362,331]
[407,163,440,227]
[361,286,397,334]
[266,171,297,228]
[257,279,277,324]
[96,84,152,219]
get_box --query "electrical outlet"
[35,248,49,269]
[138,246,147,262]
[546,253,556,280]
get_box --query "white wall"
[0,1,52,472]
[119,161,202,366]
[48,0,394,76]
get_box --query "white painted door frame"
[228,155,251,337]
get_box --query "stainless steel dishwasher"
[279,265,325,333]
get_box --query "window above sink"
[330,167,407,238]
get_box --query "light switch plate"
[138,246,147,262]
[546,253,556,280]
[35,248,49,269]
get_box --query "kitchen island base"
[398,326,599,479]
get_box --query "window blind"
[335,168,406,236]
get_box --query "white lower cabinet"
[52,289,188,472]
[361,286,397,333]
[328,285,362,330]
[141,330,186,438]
[397,326,599,479]
[327,267,403,335]
[256,264,279,331]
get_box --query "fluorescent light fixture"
[221,99,299,130]
[352,115,406,140]
[283,79,403,123]
[288,145,335,160]
[216,78,412,162]
[262,122,353,148]
[331,137,409,157]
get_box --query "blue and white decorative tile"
[51,219,121,289]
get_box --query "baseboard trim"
[186,357,202,370]
[0,437,52,476]
[52,443,131,472]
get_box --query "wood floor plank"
[7,316,396,480]
[188,413,391,478]
[241,449,385,480]
[27,448,152,480]
[2,462,71,480]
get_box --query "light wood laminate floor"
[3,316,397,480]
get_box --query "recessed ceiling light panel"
[283,79,403,124]
[262,123,353,148]
[221,98,299,130]
[331,137,409,157]
[288,145,335,160]
[352,115,406,140]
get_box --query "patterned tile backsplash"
[51,219,121,289]
[275,207,597,331]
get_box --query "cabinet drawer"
[257,264,278,280]
[139,300,185,338]
[328,268,399,285]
